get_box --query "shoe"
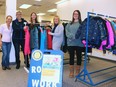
[69,65,74,78]
[16,64,20,69]
[2,66,6,70]
[75,65,81,76]
[6,67,11,70]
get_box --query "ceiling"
[0,0,60,16]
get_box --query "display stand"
[75,12,116,86]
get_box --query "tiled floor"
[0,52,116,87]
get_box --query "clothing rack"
[75,12,116,86]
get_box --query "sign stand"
[28,49,63,87]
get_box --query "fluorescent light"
[35,0,42,1]
[37,13,46,16]
[19,4,32,9]
[48,9,57,12]
[55,0,69,4]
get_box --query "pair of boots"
[69,65,81,78]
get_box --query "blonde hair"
[16,10,22,15]
[53,15,60,25]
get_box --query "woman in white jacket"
[48,16,64,50]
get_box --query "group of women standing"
[0,10,84,78]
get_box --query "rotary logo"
[32,50,43,61]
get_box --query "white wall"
[57,0,116,20]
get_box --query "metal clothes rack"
[75,12,116,86]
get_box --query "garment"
[52,24,58,33]
[50,24,64,50]
[1,42,11,67]
[24,26,30,55]
[105,20,114,48]
[66,22,84,47]
[12,18,27,66]
[111,21,116,30]
[75,17,107,49]
[12,18,26,40]
[62,23,68,53]
[46,29,52,49]
[0,24,12,42]
[13,39,25,65]
[68,46,83,65]
[0,24,12,67]
[111,21,116,54]
[29,25,39,50]
[40,30,46,50]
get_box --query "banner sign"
[28,50,63,87]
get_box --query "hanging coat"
[24,26,30,55]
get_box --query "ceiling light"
[35,0,42,1]
[55,0,69,5]
[37,13,46,16]
[19,4,32,9]
[48,9,57,12]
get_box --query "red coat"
[46,29,52,49]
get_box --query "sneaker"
[2,66,6,70]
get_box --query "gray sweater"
[66,22,84,47]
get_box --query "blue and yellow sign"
[28,50,63,87]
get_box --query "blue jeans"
[1,42,11,67]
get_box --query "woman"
[0,15,12,70]
[24,12,40,67]
[66,10,84,77]
[29,12,40,50]
[48,16,64,50]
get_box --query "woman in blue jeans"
[0,15,12,70]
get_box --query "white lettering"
[37,66,41,73]
[52,82,57,87]
[40,81,45,87]
[32,79,39,87]
[46,82,51,87]
[31,66,41,73]
[32,66,36,73]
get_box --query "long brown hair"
[30,12,38,23]
[30,12,39,29]
[71,10,82,24]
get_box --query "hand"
[24,26,28,31]
[48,32,52,35]
[0,41,2,47]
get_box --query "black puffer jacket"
[75,16,107,48]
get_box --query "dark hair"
[30,12,39,29]
[71,10,82,24]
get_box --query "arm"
[0,25,3,47]
[65,24,74,39]
[49,25,64,37]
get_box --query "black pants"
[68,46,83,65]
[13,39,25,65]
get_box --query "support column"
[6,0,17,63]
